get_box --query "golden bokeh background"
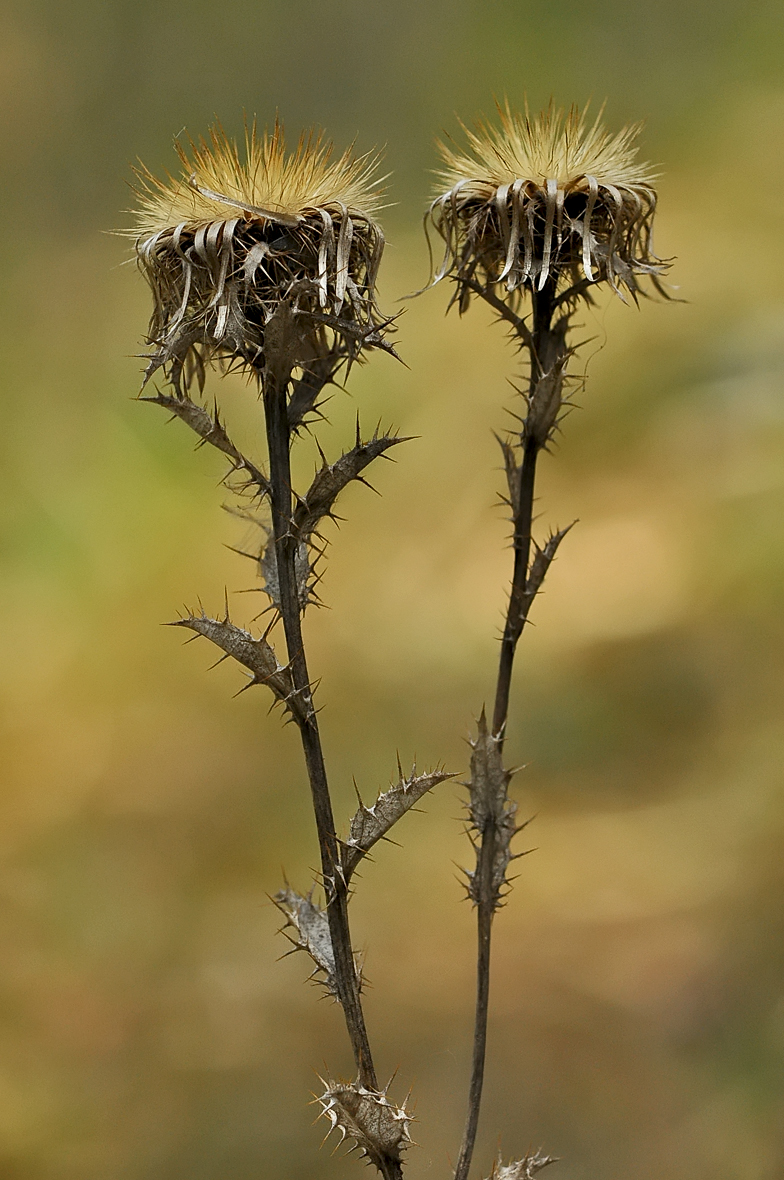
[2,1,784,1177]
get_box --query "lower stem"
[453,839,494,1180]
[262,371,382,1098]
[454,283,556,1180]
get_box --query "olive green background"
[1,1,784,1177]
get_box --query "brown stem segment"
[453,828,494,1180]
[262,365,382,1085]
[492,434,538,740]
[259,310,403,1180]
[454,283,558,1180]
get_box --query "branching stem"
[454,282,558,1180]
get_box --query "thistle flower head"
[130,120,389,392]
[428,101,668,308]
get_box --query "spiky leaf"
[274,886,340,995]
[465,712,519,908]
[467,711,511,831]
[318,1078,413,1168]
[292,431,407,543]
[143,391,270,497]
[259,533,313,612]
[523,525,573,608]
[342,766,455,881]
[170,612,302,718]
[489,1151,558,1179]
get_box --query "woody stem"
[454,282,556,1180]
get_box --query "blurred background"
[1,1,784,1177]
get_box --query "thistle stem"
[454,284,557,1180]
[493,436,538,741]
[453,832,495,1180]
[262,365,382,1094]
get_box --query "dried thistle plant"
[423,101,672,1180]
[129,119,454,1180]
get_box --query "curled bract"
[427,101,669,308]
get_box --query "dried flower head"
[130,120,390,392]
[428,101,668,309]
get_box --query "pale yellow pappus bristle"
[436,101,657,194]
[131,120,386,240]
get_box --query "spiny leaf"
[274,886,340,996]
[170,612,303,719]
[488,1150,558,1179]
[143,391,270,497]
[292,431,408,543]
[259,531,313,612]
[518,524,574,622]
[317,1077,413,1168]
[497,434,523,517]
[467,710,511,832]
[341,766,456,881]
[287,351,339,434]
[465,711,519,909]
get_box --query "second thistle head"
[428,100,668,312]
[130,120,390,393]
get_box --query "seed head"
[428,101,668,308]
[129,120,390,392]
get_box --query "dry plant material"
[428,100,668,309]
[423,101,672,1180]
[130,119,453,1180]
[317,1078,414,1169]
[487,1153,558,1180]
[130,119,394,396]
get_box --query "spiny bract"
[428,101,668,307]
[130,120,390,393]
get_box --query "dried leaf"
[142,391,270,497]
[259,532,313,612]
[524,316,572,448]
[522,525,574,609]
[497,435,522,517]
[292,431,407,543]
[342,766,455,881]
[317,1078,413,1168]
[170,612,302,719]
[274,886,339,995]
[287,350,340,434]
[467,711,511,832]
[465,711,519,908]
[488,1151,558,1180]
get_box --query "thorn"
[207,652,232,671]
